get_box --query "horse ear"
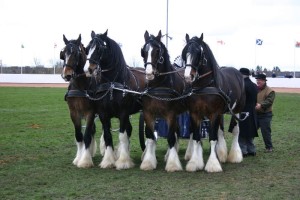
[200,33,204,41]
[185,34,190,42]
[91,31,95,38]
[144,31,149,42]
[157,30,162,41]
[63,34,69,45]
[104,29,108,36]
[76,34,81,45]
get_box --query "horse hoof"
[140,161,156,171]
[77,162,94,168]
[99,161,115,169]
[186,161,204,172]
[165,165,183,172]
[115,160,135,170]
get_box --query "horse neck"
[74,49,86,75]
[149,63,185,91]
[193,65,215,88]
[99,61,127,84]
[69,75,90,91]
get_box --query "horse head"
[60,34,86,81]
[141,30,169,80]
[84,30,109,76]
[181,33,210,83]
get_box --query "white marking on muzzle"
[184,53,192,81]
[62,54,71,78]
[84,46,96,75]
[145,46,154,80]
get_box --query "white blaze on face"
[62,53,70,77]
[145,44,153,76]
[84,46,96,73]
[184,53,192,80]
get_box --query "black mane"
[98,34,128,70]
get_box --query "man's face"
[256,79,266,88]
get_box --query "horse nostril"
[66,75,72,81]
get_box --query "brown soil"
[0,83,68,88]
[0,83,300,93]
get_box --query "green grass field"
[0,87,299,199]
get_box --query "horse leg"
[99,116,116,168]
[216,115,228,163]
[77,113,95,168]
[165,116,183,172]
[90,121,97,157]
[99,133,105,156]
[140,115,157,171]
[99,118,110,156]
[227,115,243,163]
[186,116,204,172]
[184,117,196,161]
[115,115,134,170]
[205,115,223,172]
[184,133,193,161]
[70,112,84,166]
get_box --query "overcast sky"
[0,0,299,71]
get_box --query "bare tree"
[129,57,142,67]
[33,57,42,67]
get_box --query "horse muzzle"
[146,73,155,80]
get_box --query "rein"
[197,70,212,79]
[156,67,185,76]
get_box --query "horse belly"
[187,96,225,116]
[67,98,93,115]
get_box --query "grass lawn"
[0,87,299,199]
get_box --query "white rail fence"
[0,74,299,88]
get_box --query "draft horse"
[84,30,146,170]
[182,33,245,172]
[140,30,188,172]
[60,34,97,168]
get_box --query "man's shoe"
[265,148,273,153]
[248,152,256,156]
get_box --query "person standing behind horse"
[255,73,275,152]
[239,68,258,157]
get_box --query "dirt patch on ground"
[0,83,68,88]
[271,87,300,94]
[0,83,300,93]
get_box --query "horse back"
[218,67,245,113]
[128,66,147,92]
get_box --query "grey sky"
[0,0,299,71]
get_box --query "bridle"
[185,41,211,80]
[86,36,114,76]
[142,38,182,77]
[61,42,86,80]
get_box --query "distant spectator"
[255,73,275,153]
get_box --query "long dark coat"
[239,77,258,138]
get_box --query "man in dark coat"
[239,68,258,157]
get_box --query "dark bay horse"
[84,30,146,170]
[60,34,98,168]
[140,30,188,172]
[181,33,245,172]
